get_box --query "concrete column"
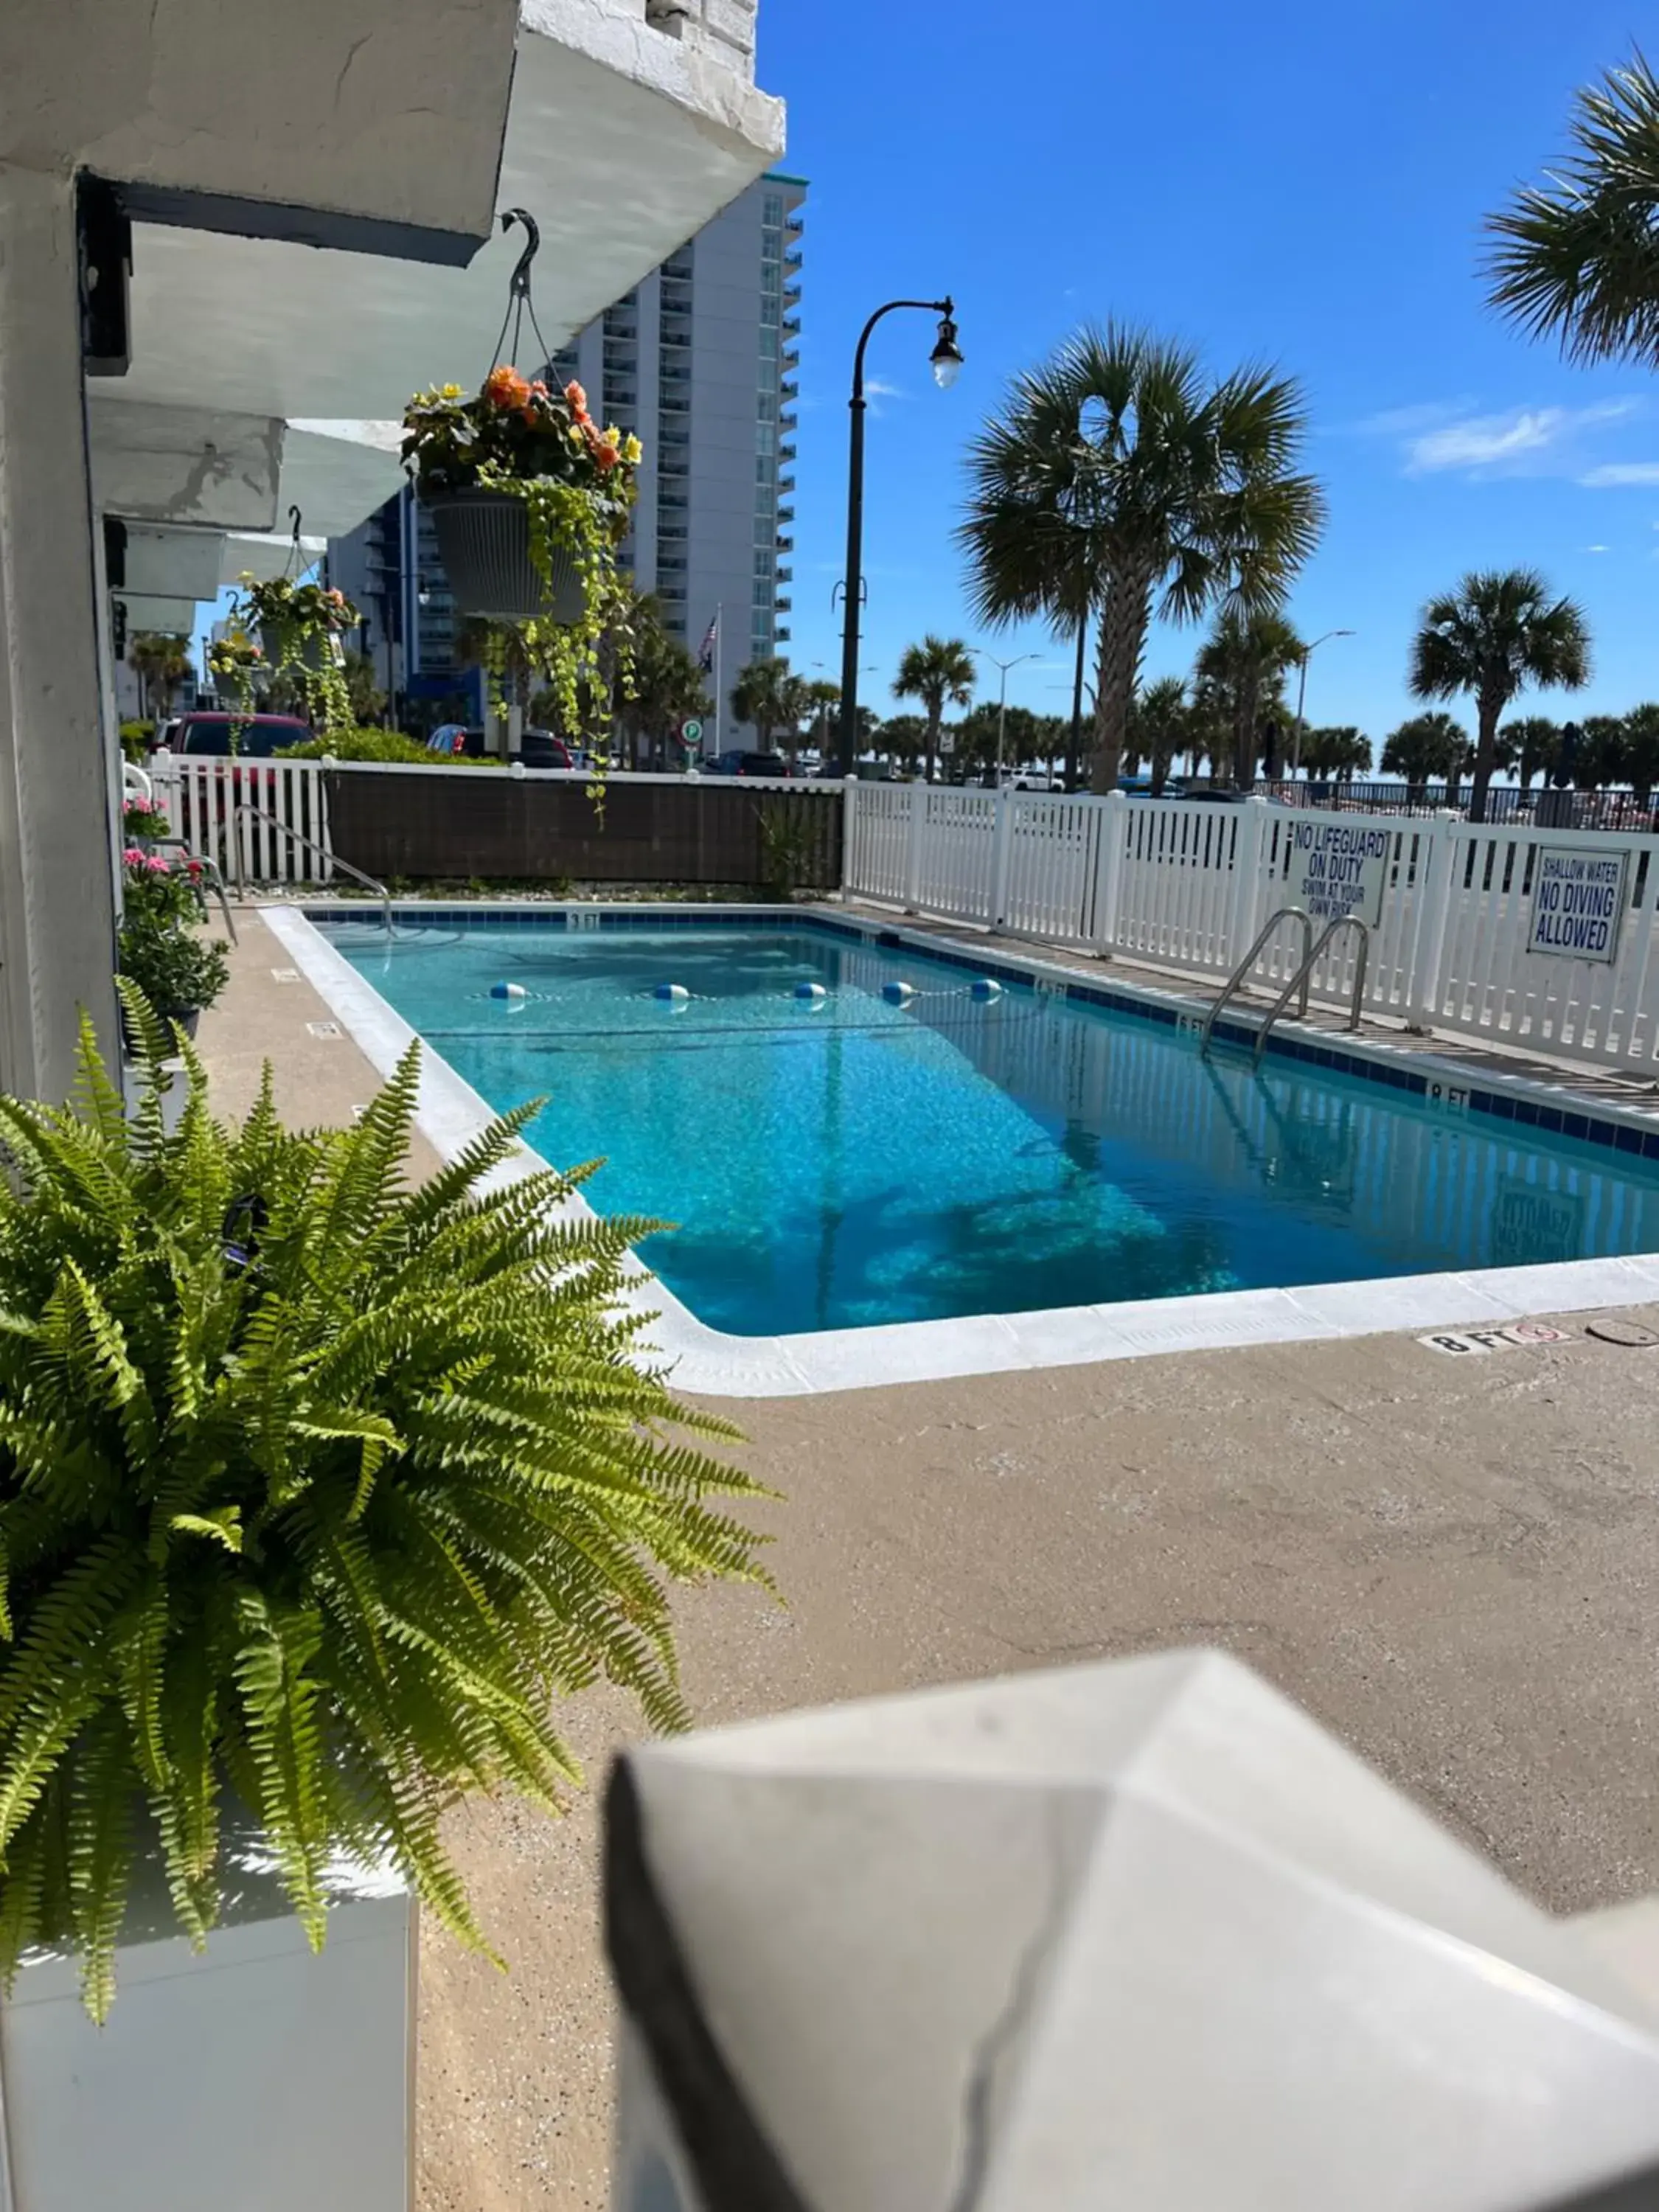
[0,164,119,1098]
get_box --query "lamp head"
[930,311,964,392]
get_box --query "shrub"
[0,1002,771,2017]
[118,911,230,1018]
[279,728,501,767]
[119,720,155,765]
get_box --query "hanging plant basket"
[426,489,586,623]
[259,624,343,675]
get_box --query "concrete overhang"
[105,0,786,423]
[1,0,522,262]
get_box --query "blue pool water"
[328,917,1659,1336]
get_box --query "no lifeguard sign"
[1286,819,1390,929]
[1528,846,1629,964]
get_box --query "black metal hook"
[501,208,540,300]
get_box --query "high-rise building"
[330,170,805,744]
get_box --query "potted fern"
[0,996,769,2022]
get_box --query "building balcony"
[782,316,801,338]
[778,442,796,463]
[776,566,793,583]
[785,246,804,271]
[784,283,802,309]
[775,625,790,641]
[779,380,799,402]
[775,596,792,612]
[776,504,795,524]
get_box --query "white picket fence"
[150,753,333,886]
[844,782,1659,1074]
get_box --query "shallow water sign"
[1286,819,1390,929]
[1528,846,1630,964]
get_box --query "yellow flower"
[622,434,643,465]
[441,383,464,399]
[568,425,585,444]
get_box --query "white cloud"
[1406,408,1568,473]
[1581,462,1659,487]
[863,376,904,401]
[1364,397,1644,478]
[1584,543,1612,553]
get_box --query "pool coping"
[262,900,1659,1399]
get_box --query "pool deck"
[201,905,1659,2212]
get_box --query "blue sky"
[759,1,1659,744]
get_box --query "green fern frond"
[0,1022,771,2010]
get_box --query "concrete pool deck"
[198,906,1659,2210]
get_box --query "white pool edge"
[260,904,1659,1398]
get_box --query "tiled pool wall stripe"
[268,901,1659,1397]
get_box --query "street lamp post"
[836,298,963,777]
[1291,628,1355,777]
[970,647,1041,784]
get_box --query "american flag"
[698,612,720,673]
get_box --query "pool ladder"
[1200,907,1371,1065]
[232,801,393,933]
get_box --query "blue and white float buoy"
[490,981,527,1001]
[970,976,1003,1003]
[793,980,828,1004]
[882,979,915,1006]
[654,981,691,1004]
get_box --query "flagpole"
[712,603,723,762]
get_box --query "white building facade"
[0,0,785,1099]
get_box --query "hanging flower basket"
[258,624,345,675]
[426,489,585,622]
[403,368,641,742]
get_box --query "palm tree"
[804,678,841,767]
[617,598,710,768]
[128,632,195,723]
[1299,726,1373,780]
[1381,712,1470,807]
[892,636,975,784]
[1486,52,1659,371]
[959,324,1324,796]
[1194,608,1305,785]
[1576,714,1630,791]
[1502,714,1562,790]
[1623,704,1659,809]
[1408,570,1590,823]
[731,659,810,751]
[1127,675,1189,795]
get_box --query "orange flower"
[564,380,588,414]
[484,365,532,411]
[593,439,619,472]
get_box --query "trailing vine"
[209,574,359,749]
[403,369,642,780]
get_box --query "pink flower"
[122,846,146,866]
[145,854,170,874]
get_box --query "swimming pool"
[318,911,1659,1340]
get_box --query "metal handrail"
[231,803,392,932]
[1249,916,1371,1067]
[1200,906,1312,1059]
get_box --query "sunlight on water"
[328,920,1659,1336]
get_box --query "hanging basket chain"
[486,209,555,379]
[282,505,305,581]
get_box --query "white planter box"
[0,1837,414,2212]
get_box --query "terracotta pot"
[425,489,585,622]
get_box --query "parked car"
[163,713,313,759]
[709,749,792,779]
[517,728,581,771]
